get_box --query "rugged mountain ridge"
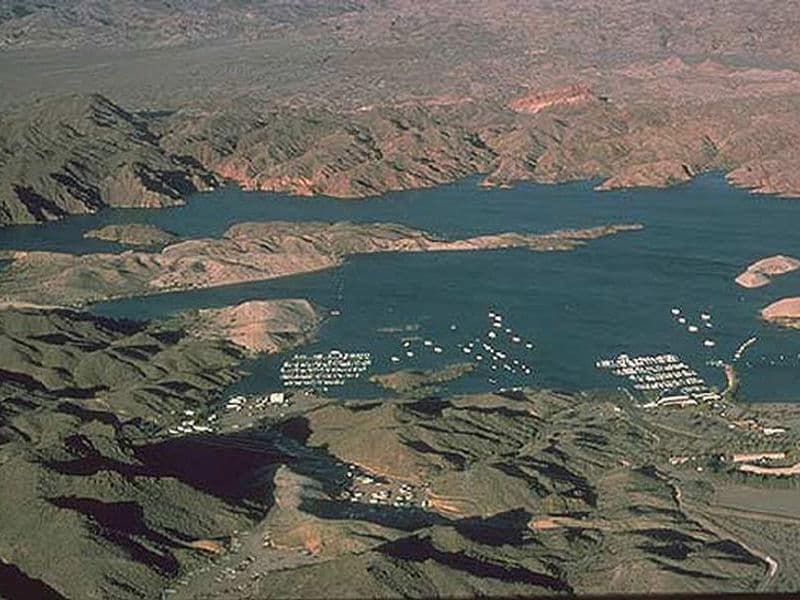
[3,83,800,227]
[0,93,216,225]
[3,306,800,599]
[0,0,372,50]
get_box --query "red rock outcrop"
[736,255,800,288]
[762,297,800,325]
[507,84,595,115]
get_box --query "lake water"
[2,173,799,402]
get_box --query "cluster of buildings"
[338,465,426,509]
[163,393,289,437]
[166,408,215,435]
[280,350,372,390]
[225,392,289,412]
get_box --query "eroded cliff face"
[507,84,597,115]
[151,83,800,202]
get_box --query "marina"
[596,353,720,404]
[69,173,800,403]
[382,309,536,387]
[280,350,372,390]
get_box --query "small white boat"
[512,336,521,343]
[463,347,472,354]
[488,331,497,339]
[703,340,716,348]
[678,317,687,324]
[525,342,534,349]
[671,308,681,315]
[391,356,401,363]
[424,340,433,347]
[700,313,711,321]
[450,324,457,330]
[406,351,415,357]
[688,325,699,333]
[433,346,443,353]
[403,341,411,348]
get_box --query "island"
[762,297,800,328]
[83,223,180,247]
[736,255,800,288]
[0,220,643,307]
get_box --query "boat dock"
[280,349,372,390]
[596,352,720,404]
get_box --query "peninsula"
[83,223,180,247]
[172,299,321,355]
[0,221,642,307]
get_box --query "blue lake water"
[2,173,799,401]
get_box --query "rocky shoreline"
[83,223,179,247]
[0,221,643,307]
[762,297,800,327]
[2,88,800,227]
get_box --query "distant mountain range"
[0,0,371,49]
[0,0,799,225]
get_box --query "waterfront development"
[595,353,717,402]
[35,173,796,404]
[2,174,800,599]
[279,350,372,390]
[4,2,800,597]
[2,174,800,401]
